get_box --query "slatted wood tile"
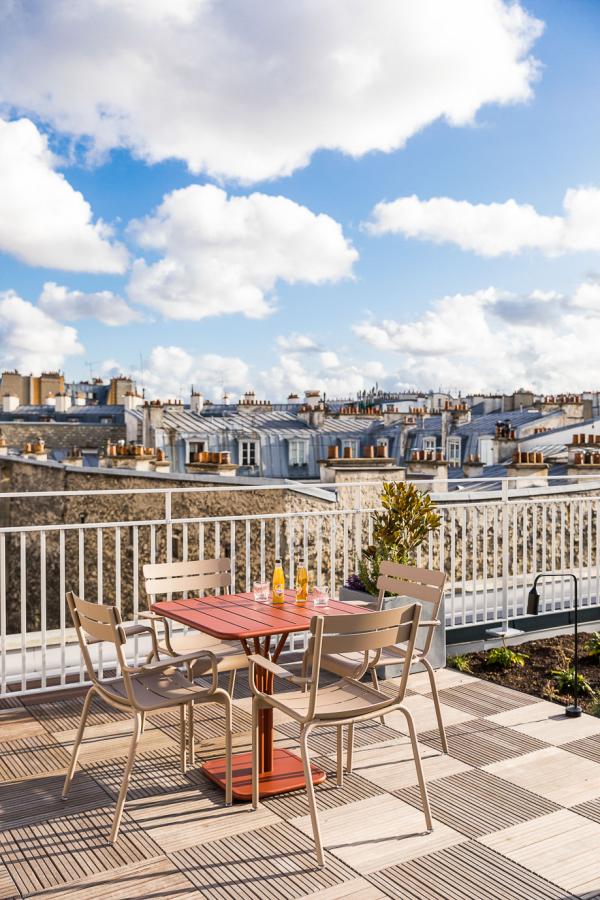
[572,796,600,826]
[0,863,18,900]
[0,704,46,742]
[127,788,281,853]
[172,821,357,899]
[512,710,600,745]
[262,754,386,819]
[83,747,210,801]
[0,733,72,782]
[485,745,600,806]
[0,696,22,710]
[368,840,576,900]
[405,668,479,695]
[0,809,161,896]
[30,856,203,899]
[275,719,401,757]
[563,732,600,764]
[153,702,252,743]
[302,878,387,899]
[396,768,559,837]
[26,694,128,734]
[480,809,600,897]
[291,793,465,874]
[420,718,548,766]
[349,735,470,791]
[0,771,109,830]
[54,716,177,765]
[377,693,474,735]
[436,680,542,717]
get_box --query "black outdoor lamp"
[527,572,581,718]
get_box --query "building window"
[240,440,259,466]
[289,440,308,466]
[376,438,389,454]
[447,438,461,467]
[342,439,359,456]
[189,441,206,460]
[99,416,112,424]
[423,436,437,452]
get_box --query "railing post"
[486,477,522,638]
[165,490,173,564]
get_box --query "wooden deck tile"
[0,863,18,900]
[27,694,128,734]
[291,793,465,874]
[480,809,600,897]
[436,680,542,717]
[275,719,401,758]
[128,788,280,853]
[303,878,387,899]
[512,709,600,745]
[485,746,600,806]
[403,668,479,695]
[369,840,576,900]
[396,768,559,837]
[262,754,386,819]
[83,747,210,801]
[0,771,109,830]
[0,705,47,742]
[347,734,470,791]
[572,796,600,826]
[172,821,358,899]
[0,809,161,896]
[420,718,548,766]
[378,692,474,735]
[486,699,565,728]
[0,733,72,782]
[564,732,600,764]
[54,716,177,765]
[28,856,203,899]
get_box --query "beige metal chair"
[142,558,248,693]
[249,604,433,866]
[62,592,233,843]
[320,562,448,753]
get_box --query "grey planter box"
[337,586,446,675]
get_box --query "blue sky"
[1,0,600,398]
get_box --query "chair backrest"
[306,603,421,718]
[67,591,125,682]
[376,561,445,656]
[143,558,232,605]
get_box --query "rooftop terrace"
[2,668,600,899]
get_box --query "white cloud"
[128,185,357,320]
[276,334,320,353]
[0,1,542,182]
[134,346,250,401]
[0,118,127,272]
[0,291,83,373]
[366,187,600,257]
[38,282,141,326]
[354,283,600,392]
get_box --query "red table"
[153,589,369,800]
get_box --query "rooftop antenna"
[84,360,100,381]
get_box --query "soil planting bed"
[456,633,600,715]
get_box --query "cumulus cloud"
[366,187,600,257]
[0,118,127,272]
[133,346,250,401]
[0,1,542,182]
[353,283,600,392]
[127,185,357,320]
[38,282,142,326]
[0,291,83,373]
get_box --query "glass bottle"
[272,557,285,604]
[296,560,308,603]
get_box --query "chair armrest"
[419,619,441,627]
[125,649,219,688]
[120,623,155,637]
[139,610,164,622]
[248,654,310,690]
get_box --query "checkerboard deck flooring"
[1,668,600,898]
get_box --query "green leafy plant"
[486,646,528,669]
[550,666,594,697]
[583,632,600,661]
[448,654,471,673]
[358,482,441,595]
[589,696,600,718]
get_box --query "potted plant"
[340,481,441,602]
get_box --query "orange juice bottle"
[296,562,308,603]
[272,557,285,604]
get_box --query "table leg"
[201,631,326,800]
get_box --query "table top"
[153,589,369,640]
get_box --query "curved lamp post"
[527,572,581,718]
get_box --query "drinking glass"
[312,584,330,606]
[253,580,270,603]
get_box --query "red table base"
[202,748,327,801]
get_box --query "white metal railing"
[2,476,600,696]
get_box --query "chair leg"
[300,726,324,867]
[140,711,146,735]
[346,723,354,774]
[223,693,233,806]
[422,657,448,754]
[179,705,187,773]
[110,713,142,843]
[228,669,237,697]
[399,706,433,832]
[336,726,344,787]
[371,667,386,726]
[62,687,95,799]
[251,697,260,810]
[187,701,195,767]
